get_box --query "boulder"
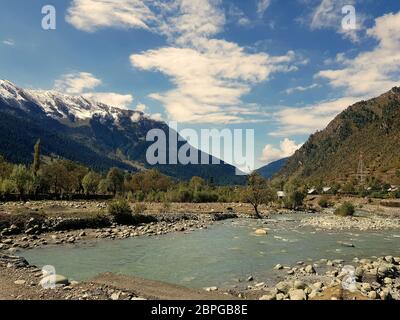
[276,281,292,294]
[368,291,378,300]
[305,265,316,274]
[39,275,69,288]
[294,280,307,290]
[254,229,268,236]
[289,289,306,301]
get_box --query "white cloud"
[67,0,303,124]
[272,11,400,138]
[228,4,251,27]
[135,103,147,112]
[54,72,133,108]
[149,113,163,121]
[261,138,302,164]
[2,39,15,46]
[131,43,297,123]
[66,0,157,32]
[309,0,365,42]
[257,0,272,18]
[54,72,102,95]
[128,0,300,124]
[317,12,400,97]
[284,83,319,95]
[83,92,133,109]
[270,96,360,137]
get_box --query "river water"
[21,214,400,289]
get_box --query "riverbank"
[241,254,400,300]
[2,200,400,300]
[1,201,249,253]
[300,211,400,230]
[2,251,400,300]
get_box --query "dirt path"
[90,273,239,300]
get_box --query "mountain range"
[257,158,288,179]
[0,80,244,185]
[275,87,400,185]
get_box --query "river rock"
[289,289,306,301]
[39,275,69,288]
[276,281,292,294]
[294,280,307,290]
[368,291,378,300]
[259,293,276,301]
[274,264,283,270]
[254,229,267,236]
[111,292,121,300]
[385,256,394,263]
[305,265,316,274]
[312,282,323,290]
[361,283,372,292]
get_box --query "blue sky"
[1,0,400,170]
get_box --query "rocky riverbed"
[238,255,400,300]
[0,253,148,300]
[301,213,400,231]
[0,212,239,253]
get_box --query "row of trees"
[0,140,309,218]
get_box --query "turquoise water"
[21,215,400,289]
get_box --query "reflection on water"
[21,214,400,289]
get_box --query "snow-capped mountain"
[0,79,143,123]
[0,80,244,184]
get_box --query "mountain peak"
[0,79,144,123]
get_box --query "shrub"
[177,189,193,203]
[318,197,332,208]
[193,191,219,203]
[284,191,306,209]
[108,200,133,225]
[133,203,147,215]
[334,202,355,217]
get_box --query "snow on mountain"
[0,79,144,123]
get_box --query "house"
[322,187,332,193]
[307,188,317,195]
[388,186,399,192]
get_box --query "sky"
[0,0,400,171]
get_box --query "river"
[21,214,400,289]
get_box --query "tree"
[98,179,110,195]
[33,139,41,176]
[1,179,15,196]
[242,172,275,219]
[41,160,70,195]
[107,167,124,196]
[82,171,101,195]
[189,176,206,192]
[10,165,32,197]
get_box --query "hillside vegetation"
[276,87,400,186]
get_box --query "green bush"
[318,197,332,208]
[334,202,355,217]
[133,203,147,214]
[108,200,133,225]
[193,191,219,203]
